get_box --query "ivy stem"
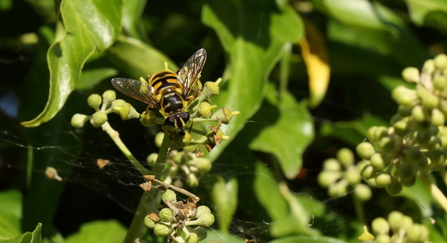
[123,133,173,242]
[352,193,365,224]
[101,122,150,175]
[420,173,447,213]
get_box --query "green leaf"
[320,0,429,67]
[21,0,123,127]
[406,0,447,30]
[253,163,318,237]
[267,235,347,243]
[205,229,246,243]
[202,0,303,161]
[0,190,22,241]
[211,176,238,233]
[78,67,118,90]
[122,0,148,41]
[250,83,314,179]
[66,220,126,243]
[1,223,42,243]
[105,35,177,78]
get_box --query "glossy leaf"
[406,0,447,29]
[202,0,303,161]
[105,35,177,79]
[319,0,429,67]
[250,84,314,179]
[1,223,42,243]
[0,190,22,241]
[253,162,318,237]
[21,0,122,127]
[122,0,148,41]
[66,220,126,243]
[205,229,246,243]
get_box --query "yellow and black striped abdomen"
[149,70,184,101]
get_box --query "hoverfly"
[111,49,207,136]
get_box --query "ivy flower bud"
[317,171,343,187]
[375,172,392,187]
[211,107,236,124]
[111,99,126,108]
[433,76,447,91]
[186,233,198,243]
[401,67,420,83]
[356,142,375,160]
[431,108,445,126]
[140,110,156,127]
[199,102,215,118]
[102,90,116,104]
[118,103,140,120]
[187,173,199,187]
[196,206,211,218]
[422,94,440,110]
[337,148,354,167]
[422,59,435,74]
[392,86,417,106]
[323,158,341,171]
[393,120,409,136]
[159,208,173,222]
[173,131,192,147]
[71,113,89,128]
[372,217,390,235]
[385,177,402,196]
[154,224,171,237]
[388,211,404,232]
[354,184,372,201]
[196,158,212,173]
[155,132,164,148]
[144,214,156,228]
[90,111,108,127]
[346,167,361,185]
[146,153,158,166]
[87,94,102,110]
[434,53,447,70]
[192,226,207,240]
[360,164,375,179]
[412,105,425,122]
[162,189,177,203]
[195,213,215,227]
[202,78,221,98]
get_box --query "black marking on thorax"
[161,93,185,115]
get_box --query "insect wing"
[177,48,207,97]
[111,78,159,107]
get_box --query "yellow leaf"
[300,19,330,108]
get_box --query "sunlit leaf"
[66,220,126,243]
[0,223,42,243]
[211,176,238,233]
[300,19,330,108]
[122,0,148,41]
[105,35,177,78]
[250,83,314,179]
[319,0,429,67]
[202,0,303,161]
[21,0,122,127]
[406,0,447,31]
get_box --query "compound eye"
[165,116,176,128]
[179,112,190,123]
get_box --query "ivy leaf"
[250,83,314,179]
[66,220,126,243]
[406,0,447,32]
[211,176,238,233]
[105,35,177,78]
[202,0,303,161]
[21,0,122,127]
